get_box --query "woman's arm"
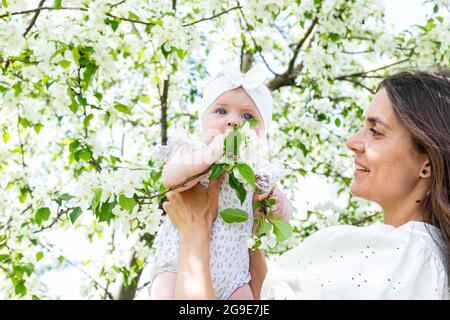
[162,177,223,299]
[248,248,268,299]
[176,222,215,299]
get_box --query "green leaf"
[334,118,341,127]
[1,0,8,8]
[98,201,115,223]
[257,220,272,236]
[247,118,260,128]
[0,254,11,263]
[33,123,44,133]
[236,163,255,187]
[160,43,172,58]
[219,208,249,223]
[113,103,132,115]
[19,117,30,128]
[53,0,62,9]
[252,200,263,211]
[55,193,74,205]
[91,188,102,211]
[208,163,223,180]
[107,18,120,31]
[14,280,27,297]
[83,62,98,88]
[77,149,92,162]
[272,219,293,242]
[59,60,71,68]
[119,194,136,212]
[69,140,80,153]
[35,207,51,225]
[433,4,439,13]
[83,113,94,129]
[72,47,80,64]
[36,252,44,262]
[3,131,10,143]
[69,99,78,113]
[69,207,82,224]
[229,172,247,205]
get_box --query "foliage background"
[0,0,449,299]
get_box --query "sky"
[28,0,441,300]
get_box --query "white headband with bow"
[199,63,273,132]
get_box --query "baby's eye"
[242,113,253,120]
[216,108,227,115]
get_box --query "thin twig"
[352,211,381,226]
[335,58,409,80]
[23,0,46,37]
[0,6,87,19]
[38,241,114,300]
[34,208,70,233]
[341,78,376,94]
[137,165,213,201]
[182,5,241,27]
[236,1,279,76]
[288,17,318,74]
[111,0,127,8]
[16,107,27,168]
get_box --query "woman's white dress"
[261,220,449,299]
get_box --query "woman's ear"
[419,161,432,178]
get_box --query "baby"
[148,63,293,300]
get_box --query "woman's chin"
[350,183,367,199]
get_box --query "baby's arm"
[253,185,293,221]
[161,134,225,193]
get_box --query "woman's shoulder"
[301,220,447,270]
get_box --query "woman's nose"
[346,129,365,153]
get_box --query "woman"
[162,69,450,299]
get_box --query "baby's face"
[201,87,265,143]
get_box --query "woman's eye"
[216,108,227,115]
[369,128,381,136]
[242,113,253,120]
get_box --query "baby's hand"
[205,133,225,164]
[253,185,293,221]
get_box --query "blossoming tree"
[0,0,448,299]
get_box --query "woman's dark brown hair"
[378,68,450,284]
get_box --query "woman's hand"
[253,185,293,221]
[163,175,222,235]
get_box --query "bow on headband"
[222,63,268,89]
[199,62,273,132]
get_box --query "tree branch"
[137,165,213,202]
[341,78,376,94]
[236,1,279,76]
[34,207,71,233]
[288,17,318,74]
[0,6,87,19]
[335,58,409,80]
[23,0,46,37]
[38,240,114,300]
[182,5,241,27]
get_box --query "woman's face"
[346,88,429,206]
[201,87,265,142]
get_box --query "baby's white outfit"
[147,130,255,300]
[262,220,449,299]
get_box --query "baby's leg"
[228,283,254,300]
[149,272,177,300]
